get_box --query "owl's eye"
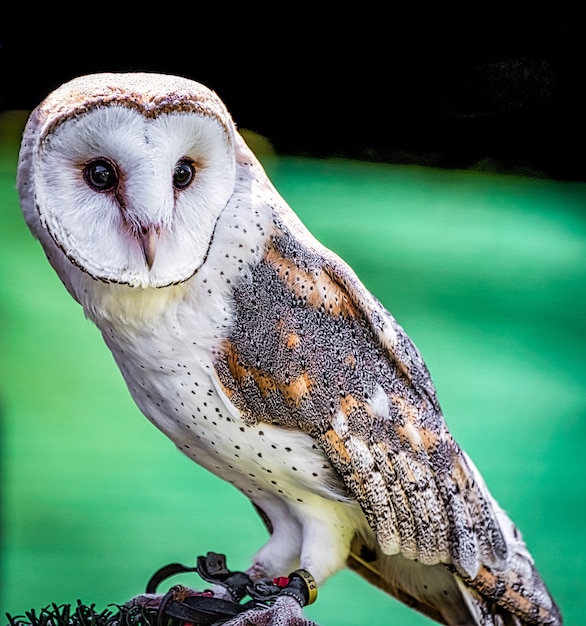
[173,158,195,190]
[83,159,118,192]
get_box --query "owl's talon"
[245,570,317,608]
[246,578,283,604]
[282,570,318,607]
[223,595,318,626]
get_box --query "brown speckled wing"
[215,216,508,579]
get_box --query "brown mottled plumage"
[17,73,562,625]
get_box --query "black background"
[2,8,585,181]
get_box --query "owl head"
[17,73,241,290]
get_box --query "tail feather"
[348,531,562,625]
[453,563,562,626]
[456,579,524,625]
[457,453,562,625]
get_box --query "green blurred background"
[1,110,585,625]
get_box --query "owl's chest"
[106,324,347,504]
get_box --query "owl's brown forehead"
[37,72,232,136]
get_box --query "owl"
[17,73,562,626]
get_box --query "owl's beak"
[139,226,159,270]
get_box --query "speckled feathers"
[17,73,562,626]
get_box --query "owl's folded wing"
[324,251,515,577]
[215,217,509,578]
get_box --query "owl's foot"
[127,576,319,626]
[224,594,318,626]
[221,569,318,626]
[128,553,319,625]
[187,553,318,612]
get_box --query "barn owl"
[17,73,562,626]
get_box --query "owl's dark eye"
[173,158,195,190]
[83,158,118,192]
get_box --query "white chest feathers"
[97,285,350,509]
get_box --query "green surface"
[1,119,585,624]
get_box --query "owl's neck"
[79,278,191,330]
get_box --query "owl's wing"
[214,214,558,621]
[216,214,506,573]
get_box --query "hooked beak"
[139,226,159,270]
